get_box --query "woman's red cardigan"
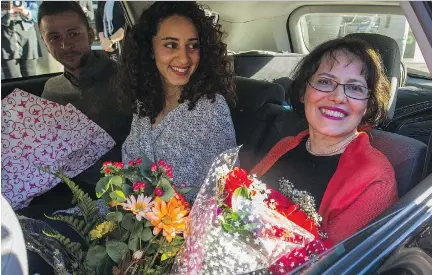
[251,130,398,244]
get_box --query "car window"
[0,1,124,80]
[299,13,431,78]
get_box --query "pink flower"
[150,163,158,172]
[157,160,165,167]
[128,160,135,166]
[102,161,112,167]
[166,170,173,179]
[104,168,111,174]
[155,187,164,197]
[135,158,142,165]
[133,181,146,192]
[114,162,124,169]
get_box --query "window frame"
[287,4,405,54]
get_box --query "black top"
[260,136,341,208]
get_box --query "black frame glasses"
[308,78,371,100]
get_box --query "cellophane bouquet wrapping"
[1,89,116,209]
[171,147,330,275]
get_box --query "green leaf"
[95,177,111,198]
[143,183,155,197]
[222,222,235,233]
[231,211,241,222]
[95,255,116,275]
[109,190,126,202]
[101,191,111,204]
[121,213,135,230]
[140,227,153,241]
[233,186,250,200]
[128,235,139,251]
[106,212,123,222]
[175,187,193,194]
[109,175,123,188]
[85,245,107,269]
[159,178,175,202]
[161,253,168,261]
[144,220,153,227]
[122,184,133,197]
[105,241,129,264]
[139,155,153,178]
[130,221,143,239]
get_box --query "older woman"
[251,38,398,244]
[116,2,237,201]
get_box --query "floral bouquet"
[171,147,332,275]
[25,157,191,275]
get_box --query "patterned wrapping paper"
[1,89,116,209]
[171,147,316,275]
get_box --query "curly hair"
[115,1,236,123]
[289,37,391,130]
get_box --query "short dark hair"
[289,37,391,130]
[37,1,90,29]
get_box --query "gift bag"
[1,89,116,209]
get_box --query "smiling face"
[303,51,368,139]
[39,11,94,73]
[152,15,200,91]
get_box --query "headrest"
[233,52,305,79]
[344,33,401,119]
[234,76,285,111]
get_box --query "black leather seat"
[231,76,286,170]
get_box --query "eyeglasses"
[308,77,371,100]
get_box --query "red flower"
[102,161,112,167]
[150,163,157,172]
[174,191,190,208]
[157,160,165,167]
[114,162,124,169]
[133,181,146,192]
[165,164,172,172]
[128,160,135,166]
[166,170,173,179]
[224,167,253,208]
[155,187,164,197]
[104,168,111,174]
[135,158,142,165]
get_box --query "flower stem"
[124,262,135,275]
[144,237,165,273]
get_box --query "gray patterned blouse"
[122,94,237,201]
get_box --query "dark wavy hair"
[115,1,236,123]
[289,37,391,130]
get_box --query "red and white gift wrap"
[1,89,115,209]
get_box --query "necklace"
[306,132,358,156]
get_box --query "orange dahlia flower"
[144,196,189,242]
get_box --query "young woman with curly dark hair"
[251,37,398,244]
[118,2,237,201]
